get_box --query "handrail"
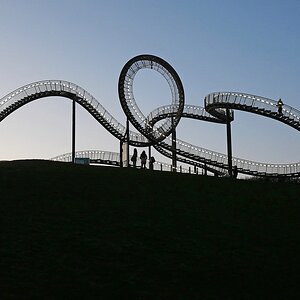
[51,150,198,174]
[0,56,300,177]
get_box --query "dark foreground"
[1,160,299,299]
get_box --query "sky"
[0,0,299,166]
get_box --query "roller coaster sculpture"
[1,54,299,177]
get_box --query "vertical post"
[72,99,76,164]
[226,108,233,177]
[148,145,152,169]
[171,118,177,172]
[126,118,130,167]
[120,140,123,168]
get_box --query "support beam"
[148,146,152,161]
[226,108,233,177]
[171,118,177,172]
[72,99,76,164]
[126,118,130,167]
[120,140,123,167]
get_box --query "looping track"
[118,54,185,143]
[0,55,299,177]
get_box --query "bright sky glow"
[0,0,299,165]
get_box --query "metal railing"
[1,80,300,177]
[205,92,300,124]
[51,150,199,174]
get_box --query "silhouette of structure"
[0,54,300,178]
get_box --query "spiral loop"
[118,54,184,143]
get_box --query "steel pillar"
[126,118,130,167]
[171,118,177,172]
[226,108,233,177]
[72,99,76,164]
[120,140,123,167]
[148,145,152,168]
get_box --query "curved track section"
[148,104,226,125]
[205,92,300,131]
[201,92,300,176]
[118,54,184,142]
[0,57,300,177]
[117,56,300,177]
[153,100,300,177]
[0,80,148,146]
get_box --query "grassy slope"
[1,160,299,299]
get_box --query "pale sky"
[0,0,299,166]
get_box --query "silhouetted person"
[203,163,208,176]
[277,98,283,115]
[131,148,138,167]
[233,166,238,179]
[149,156,155,170]
[140,150,147,169]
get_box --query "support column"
[72,99,76,164]
[120,140,123,168]
[126,118,130,167]
[148,145,152,168]
[171,118,177,172]
[226,108,233,177]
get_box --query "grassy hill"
[1,160,299,299]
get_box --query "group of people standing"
[130,148,155,170]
